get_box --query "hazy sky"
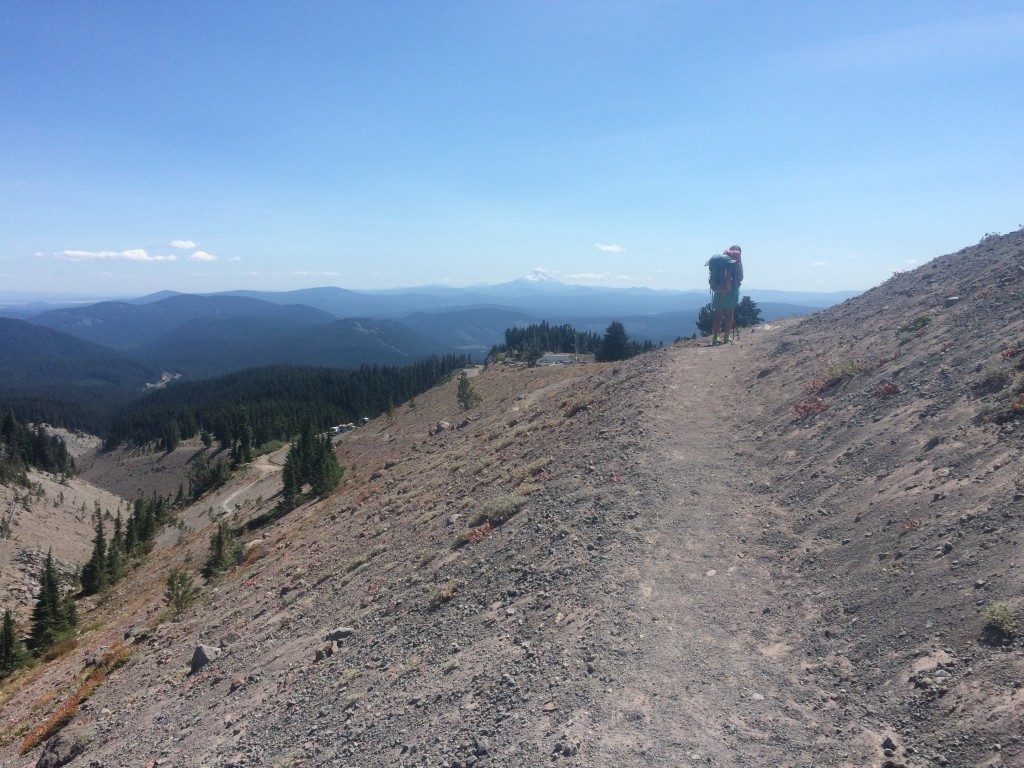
[2,1,1022,299]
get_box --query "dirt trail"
[217,445,288,516]
[598,333,872,766]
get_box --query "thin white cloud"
[595,243,624,253]
[190,251,217,262]
[811,261,827,267]
[170,240,197,250]
[904,258,918,265]
[293,270,339,277]
[59,249,177,262]
[773,13,1024,74]
[230,256,242,262]
[568,271,650,283]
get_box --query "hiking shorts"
[711,286,740,310]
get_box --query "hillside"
[0,231,1022,767]
[0,319,158,395]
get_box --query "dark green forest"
[104,354,469,449]
[489,320,655,365]
[489,321,603,364]
[0,410,75,485]
[594,321,656,362]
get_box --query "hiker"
[707,245,743,345]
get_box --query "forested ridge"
[104,354,469,449]
[0,411,75,485]
[490,320,656,364]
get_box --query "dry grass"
[19,644,132,755]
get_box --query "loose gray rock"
[191,644,222,674]
[35,732,89,768]
[326,626,355,642]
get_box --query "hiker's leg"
[725,308,735,338]
[712,309,723,338]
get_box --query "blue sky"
[1,1,1022,299]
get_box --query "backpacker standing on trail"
[706,245,743,345]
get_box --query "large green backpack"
[708,254,735,294]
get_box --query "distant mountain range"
[1,278,858,406]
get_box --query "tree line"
[0,410,75,486]
[695,297,763,336]
[105,355,469,450]
[489,321,655,365]
[1,488,196,678]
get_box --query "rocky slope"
[1,230,1022,767]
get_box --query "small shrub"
[792,397,829,420]
[561,393,594,417]
[898,314,931,334]
[39,638,78,664]
[974,365,1012,395]
[516,456,553,482]
[164,568,195,618]
[874,382,900,397]
[429,581,459,609]
[471,495,527,528]
[19,645,130,754]
[454,521,492,549]
[239,545,263,567]
[804,360,863,394]
[825,359,862,382]
[345,554,369,573]
[985,602,1018,637]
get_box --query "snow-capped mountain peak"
[523,268,561,284]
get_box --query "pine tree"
[203,522,238,578]
[165,568,194,618]
[106,509,126,584]
[456,373,481,411]
[80,514,109,595]
[311,436,343,498]
[596,321,631,362]
[696,303,714,337]
[0,608,28,676]
[29,549,76,653]
[735,296,763,328]
[280,453,301,511]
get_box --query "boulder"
[190,643,222,674]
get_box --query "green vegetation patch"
[985,602,1018,637]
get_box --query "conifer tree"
[80,514,109,595]
[735,296,763,328]
[106,510,127,584]
[596,321,631,362]
[165,568,194,618]
[203,522,238,578]
[457,373,481,411]
[311,435,343,498]
[29,549,76,652]
[281,453,301,511]
[0,608,28,676]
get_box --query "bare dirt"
[1,230,1022,767]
